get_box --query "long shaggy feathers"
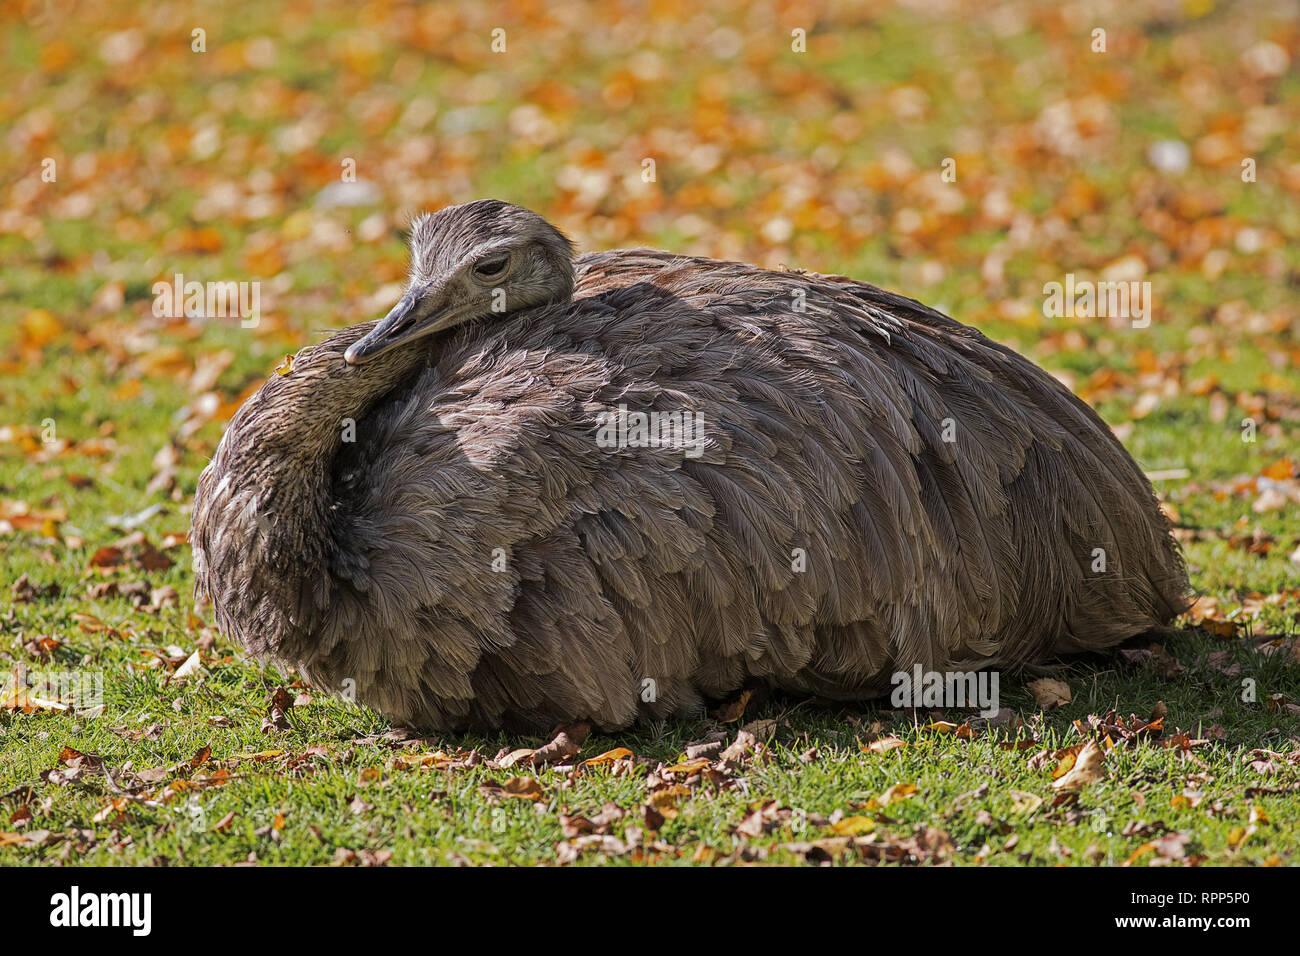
[192,205,1188,732]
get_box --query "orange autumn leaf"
[1261,458,1295,481]
[663,757,713,774]
[582,747,633,767]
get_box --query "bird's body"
[193,201,1188,732]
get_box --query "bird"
[191,198,1189,733]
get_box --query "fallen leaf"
[1009,790,1044,814]
[172,649,203,681]
[501,777,544,800]
[830,815,875,836]
[1027,677,1072,710]
[879,783,918,805]
[1051,740,1104,790]
[718,729,757,764]
[863,736,908,755]
[583,747,633,768]
[528,721,590,765]
[714,688,753,722]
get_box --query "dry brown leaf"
[527,720,590,765]
[1051,740,1105,790]
[718,729,757,764]
[497,748,536,769]
[262,686,293,733]
[1027,677,1072,710]
[863,736,908,755]
[663,757,713,775]
[714,688,753,723]
[501,777,544,800]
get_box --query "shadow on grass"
[344,625,1299,764]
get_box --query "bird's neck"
[284,338,432,460]
[194,333,433,657]
[244,335,435,566]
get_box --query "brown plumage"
[191,199,1189,732]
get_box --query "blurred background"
[1,0,1298,629]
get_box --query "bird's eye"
[473,255,510,282]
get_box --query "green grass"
[0,633,1297,866]
[1,0,1298,865]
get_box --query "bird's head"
[344,199,576,365]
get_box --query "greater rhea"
[192,199,1188,732]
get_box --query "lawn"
[1,0,1298,866]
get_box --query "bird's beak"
[344,291,459,365]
